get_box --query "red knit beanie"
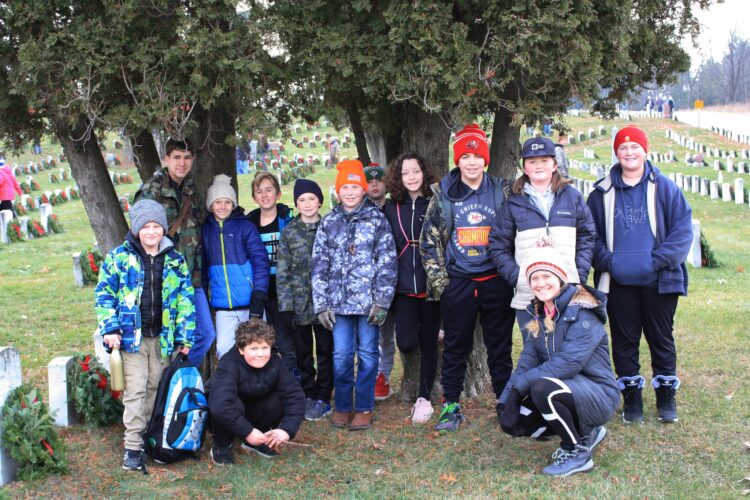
[335,159,368,193]
[453,124,490,166]
[614,125,648,153]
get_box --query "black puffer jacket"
[207,349,305,439]
[126,231,164,337]
[383,196,432,298]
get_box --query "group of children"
[95,123,692,476]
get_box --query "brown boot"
[349,411,374,431]
[331,411,351,429]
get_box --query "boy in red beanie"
[420,124,515,432]
[587,124,692,425]
[312,160,397,430]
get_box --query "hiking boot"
[542,445,594,477]
[619,376,644,424]
[654,376,679,423]
[349,411,374,431]
[210,444,234,465]
[374,373,392,400]
[331,410,351,429]
[122,449,144,471]
[581,426,607,453]
[242,441,278,458]
[305,400,332,421]
[435,402,464,433]
[411,397,434,424]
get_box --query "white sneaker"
[411,397,434,424]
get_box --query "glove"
[317,310,336,331]
[367,305,388,326]
[249,291,268,318]
[500,388,522,435]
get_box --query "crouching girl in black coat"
[207,318,305,465]
[498,245,619,477]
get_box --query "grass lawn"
[1,117,749,497]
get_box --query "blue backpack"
[143,355,208,464]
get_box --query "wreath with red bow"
[27,219,46,238]
[0,384,68,480]
[48,213,64,234]
[71,354,124,427]
[7,219,24,242]
[80,247,103,285]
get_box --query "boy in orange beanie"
[311,159,397,431]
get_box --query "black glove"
[249,291,268,318]
[500,388,523,435]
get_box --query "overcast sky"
[684,0,750,67]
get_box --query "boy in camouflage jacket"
[277,179,333,421]
[95,200,195,471]
[312,160,397,431]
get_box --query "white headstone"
[17,216,28,238]
[722,183,732,202]
[687,220,702,268]
[727,158,734,173]
[735,179,744,205]
[676,173,683,189]
[0,210,11,244]
[710,181,719,199]
[691,176,700,193]
[718,171,723,184]
[93,329,110,372]
[72,252,84,287]
[0,346,22,485]
[668,173,676,183]
[700,178,709,196]
[39,203,52,231]
[48,356,80,426]
[739,162,747,174]
[713,160,721,171]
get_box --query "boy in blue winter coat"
[312,160,397,431]
[587,125,692,425]
[202,174,270,359]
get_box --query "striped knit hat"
[524,240,568,285]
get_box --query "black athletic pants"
[393,294,441,400]
[212,393,284,447]
[607,281,679,378]
[293,322,333,404]
[440,275,515,402]
[265,297,298,373]
[509,378,581,451]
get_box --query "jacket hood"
[207,206,247,224]
[336,197,380,220]
[601,161,659,191]
[554,283,608,324]
[247,203,293,224]
[440,167,490,202]
[125,230,174,257]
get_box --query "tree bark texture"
[400,106,450,171]
[346,99,371,165]
[364,129,387,167]
[129,128,162,183]
[52,114,128,255]
[488,105,521,181]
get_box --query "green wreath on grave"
[7,219,24,242]
[70,354,123,427]
[21,182,31,194]
[14,201,27,216]
[81,247,103,285]
[27,218,46,238]
[48,214,64,233]
[700,229,721,268]
[0,384,68,480]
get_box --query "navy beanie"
[293,178,324,205]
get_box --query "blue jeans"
[332,315,379,412]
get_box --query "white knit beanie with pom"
[206,174,238,210]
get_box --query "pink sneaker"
[411,397,434,424]
[374,373,392,400]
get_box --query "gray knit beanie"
[130,199,169,234]
[206,174,238,210]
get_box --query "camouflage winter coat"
[94,236,196,358]
[135,168,204,288]
[312,199,397,316]
[277,215,320,325]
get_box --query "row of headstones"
[10,156,58,176]
[665,129,750,162]
[670,173,747,206]
[710,126,750,146]
[708,157,750,174]
[581,148,677,164]
[570,159,608,180]
[0,342,109,485]
[0,203,55,244]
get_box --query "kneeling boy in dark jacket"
[208,318,305,465]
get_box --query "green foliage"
[700,228,721,268]
[80,247,103,286]
[0,385,67,480]
[70,354,124,427]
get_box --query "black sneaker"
[654,378,679,423]
[620,378,644,424]
[122,449,144,471]
[210,444,234,465]
[241,441,278,458]
[435,402,464,433]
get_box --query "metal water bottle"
[110,346,125,391]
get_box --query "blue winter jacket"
[489,184,595,309]
[586,162,692,295]
[499,284,620,434]
[202,207,270,309]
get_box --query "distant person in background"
[656,95,664,114]
[554,140,570,179]
[644,95,653,112]
[668,95,675,112]
[258,134,269,170]
[587,125,692,425]
[0,159,22,215]
[328,138,340,169]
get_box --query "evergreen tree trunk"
[52,114,128,255]
[488,105,521,181]
[345,98,371,165]
[128,128,162,183]
[397,107,490,402]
